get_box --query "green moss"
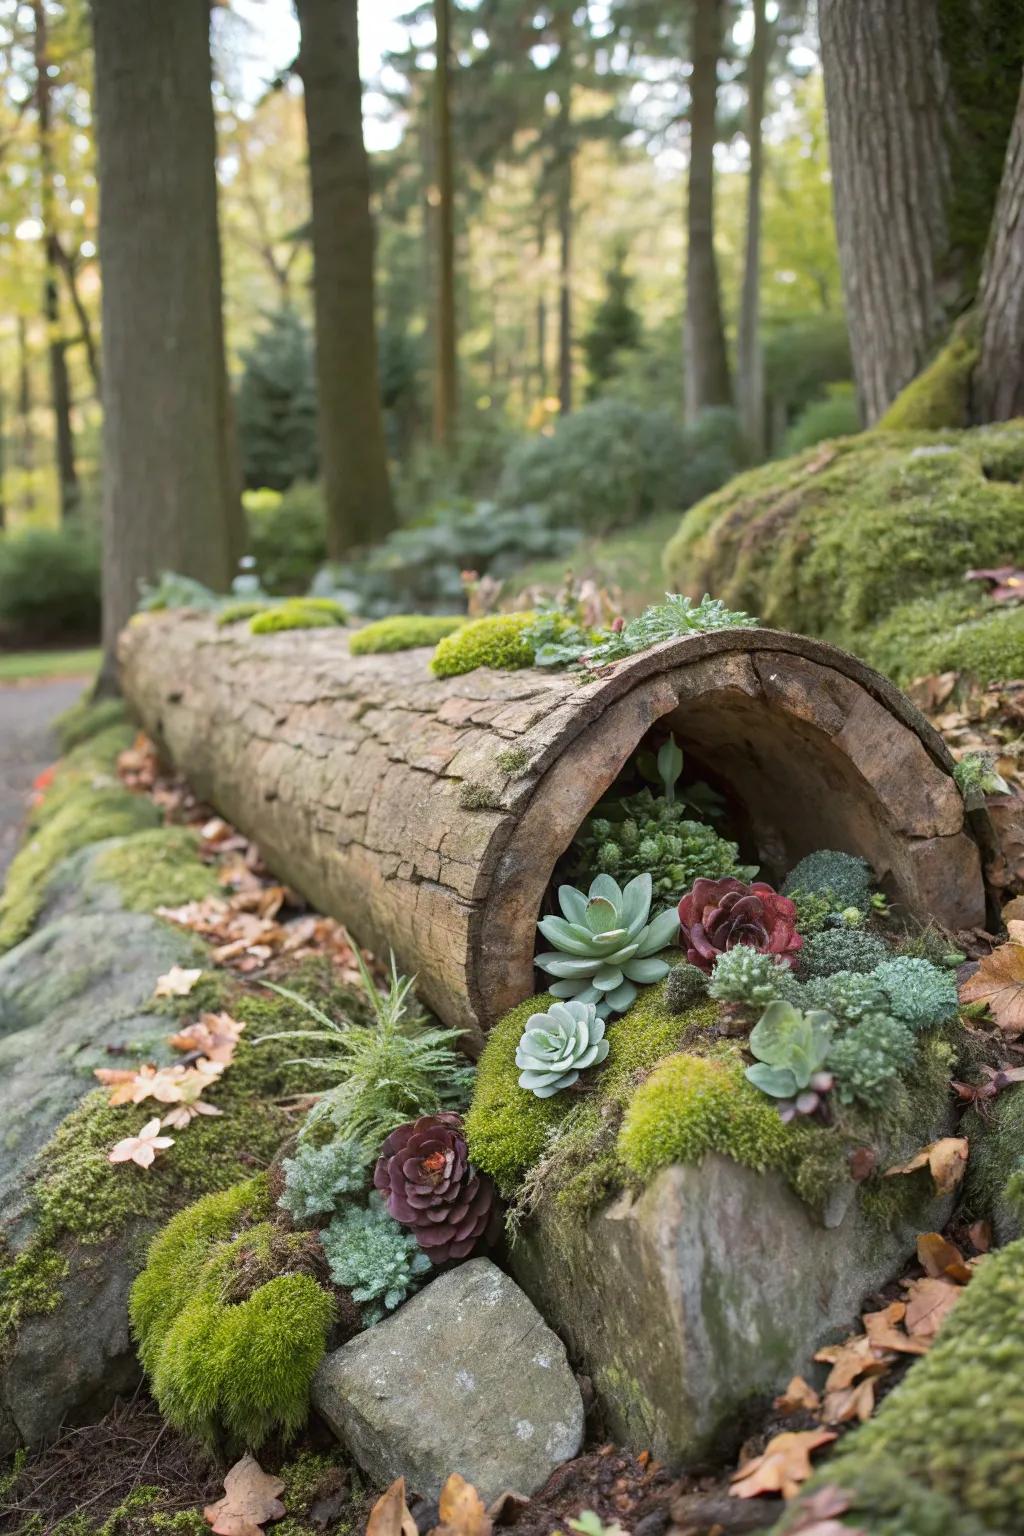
[131,1179,334,1449]
[250,599,347,634]
[0,965,359,1346]
[349,613,466,654]
[786,1236,1024,1532]
[216,599,271,626]
[662,423,1024,668]
[430,612,539,677]
[465,994,567,1196]
[877,333,978,431]
[963,1083,1024,1240]
[53,697,129,755]
[496,746,531,775]
[91,827,221,913]
[459,781,502,810]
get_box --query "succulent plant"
[827,1012,916,1108]
[745,1000,835,1121]
[708,946,804,1009]
[665,962,709,1013]
[373,1111,495,1264]
[677,877,803,974]
[515,1000,609,1098]
[278,1138,369,1224]
[535,873,680,1017]
[872,956,959,1030]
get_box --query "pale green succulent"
[516,1000,610,1098]
[535,872,679,1017]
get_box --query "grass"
[0,647,101,682]
[500,511,679,616]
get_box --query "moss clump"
[662,423,1024,672]
[131,1177,334,1449]
[877,333,979,431]
[618,1051,798,1183]
[431,612,541,677]
[349,613,466,654]
[799,927,889,979]
[459,781,502,810]
[963,1083,1024,1241]
[53,696,129,755]
[464,994,567,1196]
[250,598,347,634]
[789,1236,1024,1532]
[0,964,359,1345]
[496,746,531,775]
[216,598,271,626]
[91,826,222,913]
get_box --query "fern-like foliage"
[320,1196,432,1323]
[257,950,475,1151]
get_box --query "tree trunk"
[819,0,966,423]
[90,0,241,686]
[736,0,770,455]
[433,0,459,452]
[34,0,79,520]
[296,0,395,557]
[54,239,101,395]
[683,0,732,422]
[16,317,34,518]
[556,15,573,417]
[120,616,986,1045]
[973,72,1024,422]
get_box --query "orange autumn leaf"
[861,1301,927,1358]
[821,1378,876,1425]
[959,941,1024,1037]
[916,1232,972,1283]
[883,1137,969,1194]
[774,1376,821,1415]
[814,1333,895,1391]
[731,1429,837,1501]
[365,1479,417,1536]
[169,1010,246,1063]
[204,1454,285,1536]
[433,1474,492,1536]
[902,1276,963,1344]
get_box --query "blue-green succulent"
[515,1000,609,1098]
[745,1000,835,1119]
[535,872,680,1017]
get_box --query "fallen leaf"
[169,1010,246,1063]
[786,1482,866,1535]
[161,1100,224,1130]
[883,1137,969,1194]
[960,941,1024,1036]
[902,1276,963,1343]
[730,1429,837,1500]
[485,1492,530,1525]
[968,1219,992,1252]
[861,1301,926,1357]
[108,1118,174,1169]
[916,1232,972,1283]
[774,1376,821,1414]
[365,1478,417,1536]
[154,965,204,998]
[204,1453,286,1536]
[821,1377,877,1425]
[814,1334,895,1390]
[433,1475,492,1536]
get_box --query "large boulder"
[509,1153,954,1465]
[312,1259,585,1502]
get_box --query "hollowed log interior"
[119,618,986,1049]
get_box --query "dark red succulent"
[373,1112,494,1265]
[677,876,803,973]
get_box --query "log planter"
[119,615,987,1050]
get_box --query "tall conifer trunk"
[737,0,770,454]
[683,0,732,421]
[433,0,459,452]
[296,0,395,554]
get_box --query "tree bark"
[556,13,573,417]
[89,0,241,684]
[34,0,79,520]
[54,238,101,395]
[296,0,395,558]
[683,0,732,421]
[973,71,1024,422]
[16,316,34,519]
[433,0,459,451]
[119,616,985,1045]
[736,0,770,455]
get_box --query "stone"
[312,1258,584,1501]
[509,1154,955,1466]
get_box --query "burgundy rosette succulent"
[373,1111,494,1264]
[677,877,803,973]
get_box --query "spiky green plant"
[256,950,475,1150]
[535,872,679,1017]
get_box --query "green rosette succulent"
[515,999,610,1098]
[535,872,679,1018]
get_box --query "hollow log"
[119,616,986,1049]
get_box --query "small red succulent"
[677,876,803,974]
[373,1111,495,1265]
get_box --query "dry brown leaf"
[169,1011,247,1063]
[773,1376,821,1415]
[154,965,204,998]
[786,1482,866,1535]
[108,1117,174,1169]
[365,1478,417,1536]
[883,1137,969,1194]
[432,1474,492,1536]
[916,1232,972,1283]
[968,1219,992,1253]
[814,1333,895,1390]
[902,1276,963,1343]
[730,1429,837,1500]
[821,1378,876,1425]
[959,941,1024,1036]
[860,1301,926,1357]
[204,1454,285,1536]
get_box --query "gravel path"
[0,677,87,883]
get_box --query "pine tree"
[583,245,642,399]
[236,309,319,492]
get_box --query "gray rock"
[312,1259,584,1501]
[510,1153,954,1465]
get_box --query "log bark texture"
[119,618,986,1049]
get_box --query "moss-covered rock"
[249,599,347,634]
[349,613,467,655]
[52,697,130,756]
[781,1237,1024,1535]
[430,612,541,678]
[877,333,979,431]
[662,422,1024,684]
[131,1177,335,1450]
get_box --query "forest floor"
[0,675,85,881]
[501,512,678,613]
